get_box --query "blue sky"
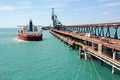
[0,0,120,28]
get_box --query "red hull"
[18,31,42,41]
[18,35,42,41]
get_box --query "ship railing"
[23,32,41,36]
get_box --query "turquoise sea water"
[0,28,120,80]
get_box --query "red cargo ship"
[18,20,43,41]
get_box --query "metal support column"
[114,27,118,39]
[94,27,97,36]
[100,27,104,37]
[106,27,111,38]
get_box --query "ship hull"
[18,32,42,41]
[18,35,42,41]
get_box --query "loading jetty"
[50,8,120,74]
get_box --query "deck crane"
[51,8,62,29]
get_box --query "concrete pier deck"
[50,29,120,74]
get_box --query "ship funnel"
[29,19,33,31]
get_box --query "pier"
[50,8,120,74]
